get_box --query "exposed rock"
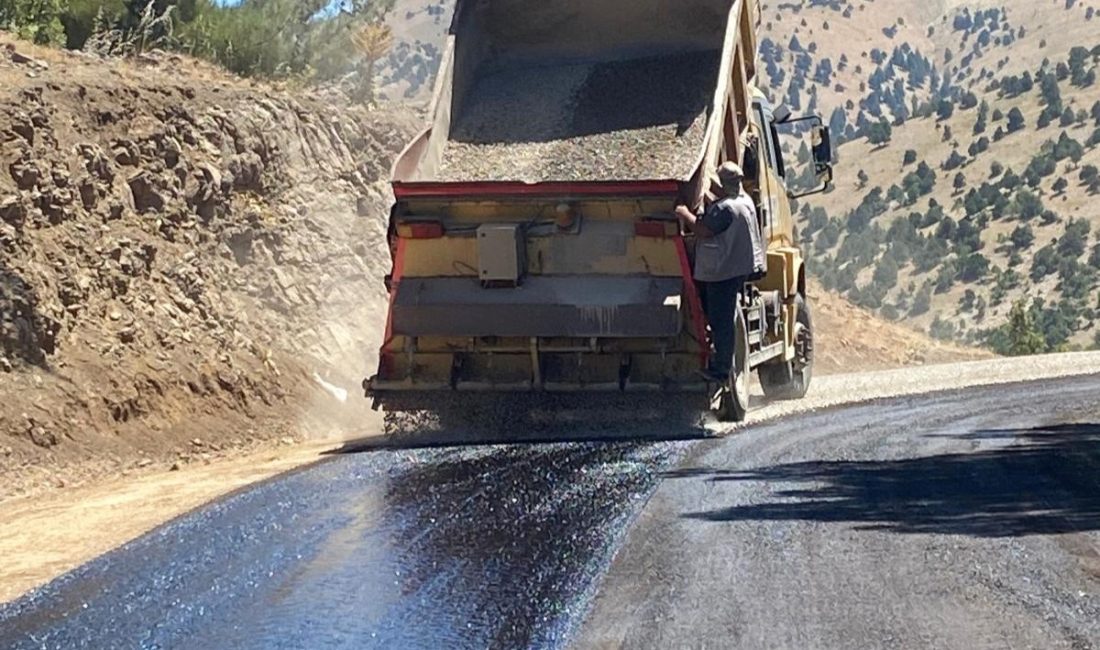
[28,424,58,449]
[9,157,41,190]
[8,47,48,70]
[228,152,264,191]
[0,197,25,226]
[127,171,166,213]
[77,143,114,183]
[10,114,34,144]
[78,177,98,210]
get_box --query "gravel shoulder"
[2,351,1099,605]
[741,350,1100,430]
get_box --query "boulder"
[127,171,166,213]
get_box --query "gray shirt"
[694,193,766,282]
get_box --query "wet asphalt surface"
[2,375,1099,649]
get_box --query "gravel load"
[436,50,720,183]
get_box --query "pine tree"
[953,172,966,192]
[1003,299,1046,356]
[1,0,67,45]
[1007,107,1025,132]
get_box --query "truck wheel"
[759,294,814,400]
[714,308,750,423]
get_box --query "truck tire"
[714,308,751,423]
[759,294,814,400]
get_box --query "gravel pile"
[436,50,720,183]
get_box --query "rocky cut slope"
[0,35,418,497]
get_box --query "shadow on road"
[670,423,1100,537]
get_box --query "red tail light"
[397,222,445,239]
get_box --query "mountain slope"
[760,0,1100,351]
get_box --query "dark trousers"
[701,276,746,376]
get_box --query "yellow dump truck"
[365,0,834,428]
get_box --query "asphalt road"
[2,376,1099,649]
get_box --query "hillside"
[0,35,419,497]
[751,0,1100,352]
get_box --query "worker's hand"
[674,204,694,224]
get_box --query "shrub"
[867,119,893,146]
[1058,218,1091,258]
[910,285,932,315]
[929,316,957,341]
[934,260,957,293]
[0,0,67,45]
[872,256,899,289]
[1087,127,1100,148]
[988,299,1046,356]
[1030,244,1059,280]
[1007,107,1026,132]
[956,252,990,282]
[1013,188,1043,220]
[5,0,396,95]
[1009,224,1034,250]
[942,150,967,171]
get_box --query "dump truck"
[364,0,835,430]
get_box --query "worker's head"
[717,162,744,194]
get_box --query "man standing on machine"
[676,161,766,382]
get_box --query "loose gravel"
[436,51,719,183]
[736,350,1100,433]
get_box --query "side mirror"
[773,104,793,124]
[781,116,835,199]
[811,124,833,183]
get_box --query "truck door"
[751,102,780,244]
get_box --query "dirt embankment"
[0,36,420,499]
[808,279,993,374]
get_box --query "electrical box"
[477,224,526,287]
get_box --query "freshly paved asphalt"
[2,376,1098,649]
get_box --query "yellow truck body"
[366,0,834,424]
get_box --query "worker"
[675,162,765,382]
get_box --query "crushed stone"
[437,50,720,183]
